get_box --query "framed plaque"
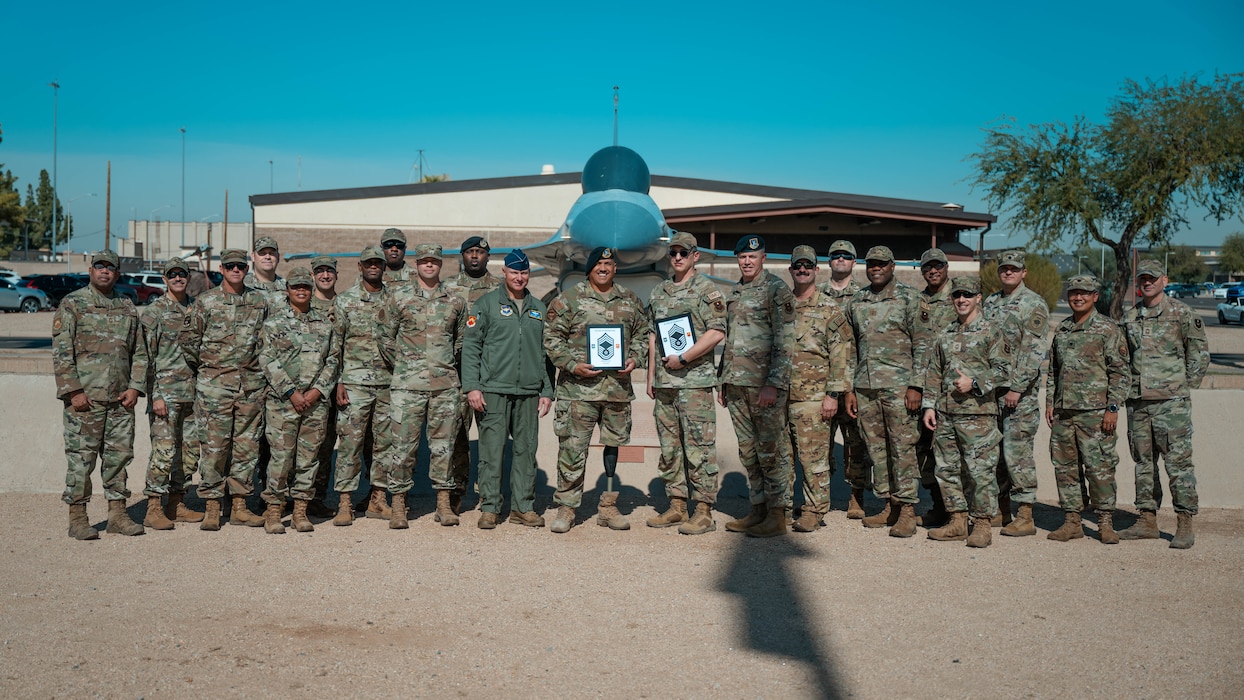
[587,324,625,370]
[655,313,696,359]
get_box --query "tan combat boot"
[165,491,204,523]
[229,496,265,527]
[889,502,917,538]
[291,500,314,532]
[106,500,145,536]
[791,510,824,532]
[477,511,498,529]
[1117,510,1160,540]
[1047,512,1084,542]
[1171,513,1195,549]
[846,488,866,519]
[67,503,99,540]
[200,499,222,531]
[1000,503,1036,537]
[365,487,392,520]
[1097,510,1119,544]
[144,495,175,530]
[596,492,630,530]
[550,505,576,533]
[389,493,409,529]
[928,512,969,541]
[646,496,688,528]
[966,516,992,548]
[434,490,460,527]
[861,498,898,529]
[508,510,545,528]
[333,493,354,526]
[746,508,788,538]
[678,502,716,535]
[263,503,285,534]
[725,503,766,533]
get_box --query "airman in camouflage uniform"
[308,255,340,518]
[845,245,930,538]
[139,257,204,530]
[982,249,1049,536]
[381,227,414,287]
[258,267,339,534]
[330,246,399,525]
[786,245,852,533]
[544,247,648,533]
[386,244,469,529]
[819,239,871,517]
[921,277,1011,548]
[54,250,148,540]
[1118,260,1209,549]
[719,235,796,538]
[180,247,270,530]
[243,235,287,301]
[1045,274,1130,544]
[914,248,958,527]
[646,232,727,534]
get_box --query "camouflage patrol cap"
[413,243,443,261]
[253,236,279,253]
[1135,260,1166,279]
[381,228,406,245]
[668,231,698,251]
[359,246,386,263]
[734,236,765,254]
[791,245,818,265]
[220,248,248,265]
[163,257,189,275]
[828,240,857,257]
[286,266,314,287]
[1066,274,1100,292]
[920,248,949,266]
[91,250,120,267]
[310,255,338,272]
[997,249,1026,269]
[865,245,894,263]
[950,276,981,295]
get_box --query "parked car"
[1218,297,1244,324]
[1229,285,1244,302]
[113,282,139,305]
[0,270,22,285]
[22,274,88,305]
[1164,283,1200,298]
[120,274,164,304]
[130,271,167,290]
[0,279,50,312]
[1213,285,1238,299]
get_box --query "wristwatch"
[827,391,841,399]
[678,354,687,366]
[1106,404,1119,413]
[971,378,982,397]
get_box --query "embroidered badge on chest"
[528,310,542,320]
[500,305,514,317]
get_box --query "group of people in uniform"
[53,229,1207,549]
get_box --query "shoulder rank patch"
[1194,317,1202,329]
[528,309,542,320]
[1027,315,1045,333]
[52,317,63,334]
[466,315,477,328]
[784,301,794,314]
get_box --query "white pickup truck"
[1217,297,1244,324]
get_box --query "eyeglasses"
[922,262,947,270]
[790,261,816,271]
[165,270,189,279]
[313,267,337,275]
[950,291,978,299]
[222,262,248,272]
[383,241,406,249]
[668,249,693,259]
[91,262,117,271]
[829,253,855,261]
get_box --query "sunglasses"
[922,262,947,270]
[950,291,978,299]
[829,253,855,261]
[383,241,406,249]
[790,261,816,271]
[222,262,248,272]
[165,270,189,279]
[91,262,117,271]
[668,249,693,259]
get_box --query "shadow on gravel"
[720,536,848,698]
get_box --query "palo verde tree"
[971,73,1244,317]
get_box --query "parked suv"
[120,274,165,304]
[22,274,88,305]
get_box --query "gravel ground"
[3,493,1241,698]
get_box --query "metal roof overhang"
[663,198,995,229]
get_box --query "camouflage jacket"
[259,300,339,401]
[720,271,795,389]
[544,280,649,402]
[141,292,196,405]
[387,282,467,392]
[648,272,727,390]
[444,270,500,312]
[1123,296,1209,400]
[983,283,1049,394]
[847,279,929,391]
[788,287,853,403]
[332,282,397,387]
[52,285,147,402]
[243,273,286,307]
[383,264,414,289]
[179,286,270,394]
[917,285,956,372]
[311,296,336,314]
[1046,310,1130,410]
[922,314,1012,416]
[819,278,861,302]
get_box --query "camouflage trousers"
[334,384,393,494]
[261,396,330,504]
[553,400,632,508]
[830,412,870,489]
[932,413,1002,518]
[389,388,464,495]
[61,400,135,505]
[144,401,199,496]
[1127,397,1198,515]
[652,387,719,504]
[787,400,832,515]
[997,390,1040,504]
[855,387,921,504]
[476,392,541,514]
[725,384,793,510]
[195,385,264,499]
[1050,409,1117,512]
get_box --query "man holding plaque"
[646,232,727,535]
[544,247,648,533]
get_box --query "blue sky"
[3,0,1241,254]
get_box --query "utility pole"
[49,81,59,258]
[105,162,111,252]
[180,127,187,246]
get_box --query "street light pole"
[269,160,274,193]
[49,81,59,260]
[180,127,187,247]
